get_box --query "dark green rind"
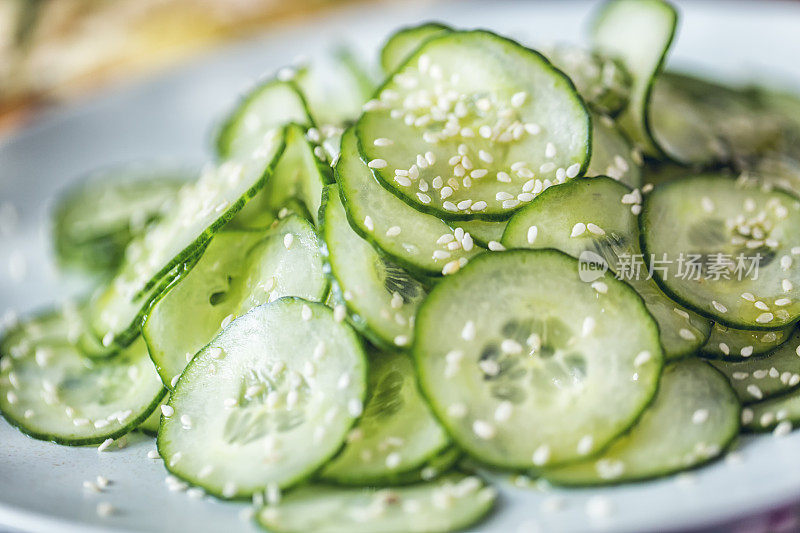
[379,22,453,75]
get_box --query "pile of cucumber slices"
[3,0,800,531]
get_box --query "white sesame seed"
[577,435,594,455]
[545,143,557,158]
[462,321,476,341]
[494,401,513,422]
[488,241,505,251]
[679,328,696,341]
[394,335,409,347]
[374,138,393,147]
[462,233,474,251]
[511,92,527,108]
[756,313,774,324]
[170,375,180,388]
[283,233,294,249]
[348,398,363,417]
[631,204,642,215]
[774,421,793,437]
[570,223,586,237]
[147,450,160,460]
[634,351,651,367]
[96,502,115,518]
[712,301,728,313]
[456,199,472,210]
[527,225,538,244]
[447,403,467,418]
[741,345,754,357]
[566,163,581,178]
[180,414,192,428]
[471,201,488,211]
[161,405,174,417]
[692,409,709,424]
[747,384,763,400]
[97,439,114,452]
[701,197,714,212]
[496,171,512,183]
[586,223,605,236]
[582,317,596,337]
[334,305,346,322]
[532,445,551,466]
[473,420,496,439]
[368,159,388,169]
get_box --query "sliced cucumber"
[216,79,312,160]
[320,185,426,348]
[53,165,191,274]
[701,322,794,360]
[255,473,496,533]
[83,128,286,353]
[544,44,632,118]
[158,299,367,499]
[0,315,165,445]
[358,30,591,219]
[592,0,677,156]
[742,388,800,433]
[709,329,800,404]
[143,216,327,388]
[587,113,643,189]
[380,23,452,75]
[413,249,663,468]
[139,394,168,436]
[336,128,481,275]
[501,176,710,360]
[231,123,332,229]
[544,359,739,485]
[640,175,800,330]
[320,350,450,485]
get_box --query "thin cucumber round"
[708,329,800,404]
[544,359,740,485]
[592,0,677,156]
[380,23,453,75]
[640,175,800,330]
[358,30,591,220]
[216,79,312,160]
[53,165,191,274]
[501,176,710,360]
[320,350,450,485]
[544,44,632,118]
[701,322,794,360]
[157,299,367,499]
[144,215,328,388]
[337,128,481,276]
[0,316,165,445]
[413,249,663,468]
[742,388,800,433]
[255,473,496,533]
[320,185,426,348]
[587,113,643,189]
[84,127,287,354]
[231,123,332,229]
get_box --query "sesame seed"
[527,225,538,244]
[783,279,794,292]
[471,201,488,211]
[494,401,513,422]
[301,304,312,321]
[488,241,505,251]
[755,301,769,311]
[701,197,714,212]
[774,421,793,437]
[532,444,551,466]
[591,281,608,294]
[712,301,728,313]
[462,233,474,251]
[147,450,160,460]
[577,435,594,455]
[511,92,527,108]
[447,403,467,418]
[545,143,557,158]
[180,414,192,428]
[161,405,174,417]
[692,409,709,424]
[456,199,472,210]
[631,204,642,215]
[368,159,387,169]
[741,292,756,302]
[566,163,581,178]
[97,439,114,452]
[496,171,512,183]
[741,346,754,357]
[473,420,496,440]
[582,317,596,337]
[96,502,115,518]
[634,351,651,367]
[679,328,696,341]
[587,223,605,236]
[570,223,586,237]
[395,175,412,187]
[747,384,763,400]
[517,193,535,202]
[333,305,346,322]
[347,398,363,417]
[756,313,774,324]
[283,233,294,249]
[462,321,476,341]
[394,335,409,347]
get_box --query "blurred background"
[0,0,377,133]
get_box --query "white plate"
[1,1,800,531]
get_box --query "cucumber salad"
[3,0,800,531]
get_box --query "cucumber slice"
[414,249,663,468]
[216,79,312,160]
[651,73,789,166]
[53,165,191,274]
[83,127,286,353]
[231,123,333,229]
[501,176,710,360]
[320,185,426,348]
[742,388,800,433]
[544,44,632,118]
[255,473,496,533]
[708,329,800,404]
[143,216,328,388]
[592,0,677,156]
[0,317,165,445]
[544,359,740,485]
[320,350,450,485]
[587,113,643,189]
[451,220,505,248]
[138,394,167,436]
[337,128,481,275]
[640,175,800,330]
[358,30,591,220]
[157,299,367,499]
[701,322,794,360]
[380,23,452,75]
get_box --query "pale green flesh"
[744,387,800,432]
[359,30,591,219]
[320,350,450,484]
[54,166,191,273]
[414,250,663,468]
[592,0,677,156]
[641,175,800,329]
[217,80,311,160]
[231,124,330,228]
[587,112,643,189]
[380,23,452,75]
[158,299,367,498]
[256,474,496,533]
[709,329,800,404]
[337,129,481,275]
[701,322,794,360]
[545,359,739,485]
[85,129,286,352]
[502,176,710,360]
[143,216,327,388]
[320,185,426,348]
[0,313,165,445]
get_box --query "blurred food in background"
[0,0,358,133]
